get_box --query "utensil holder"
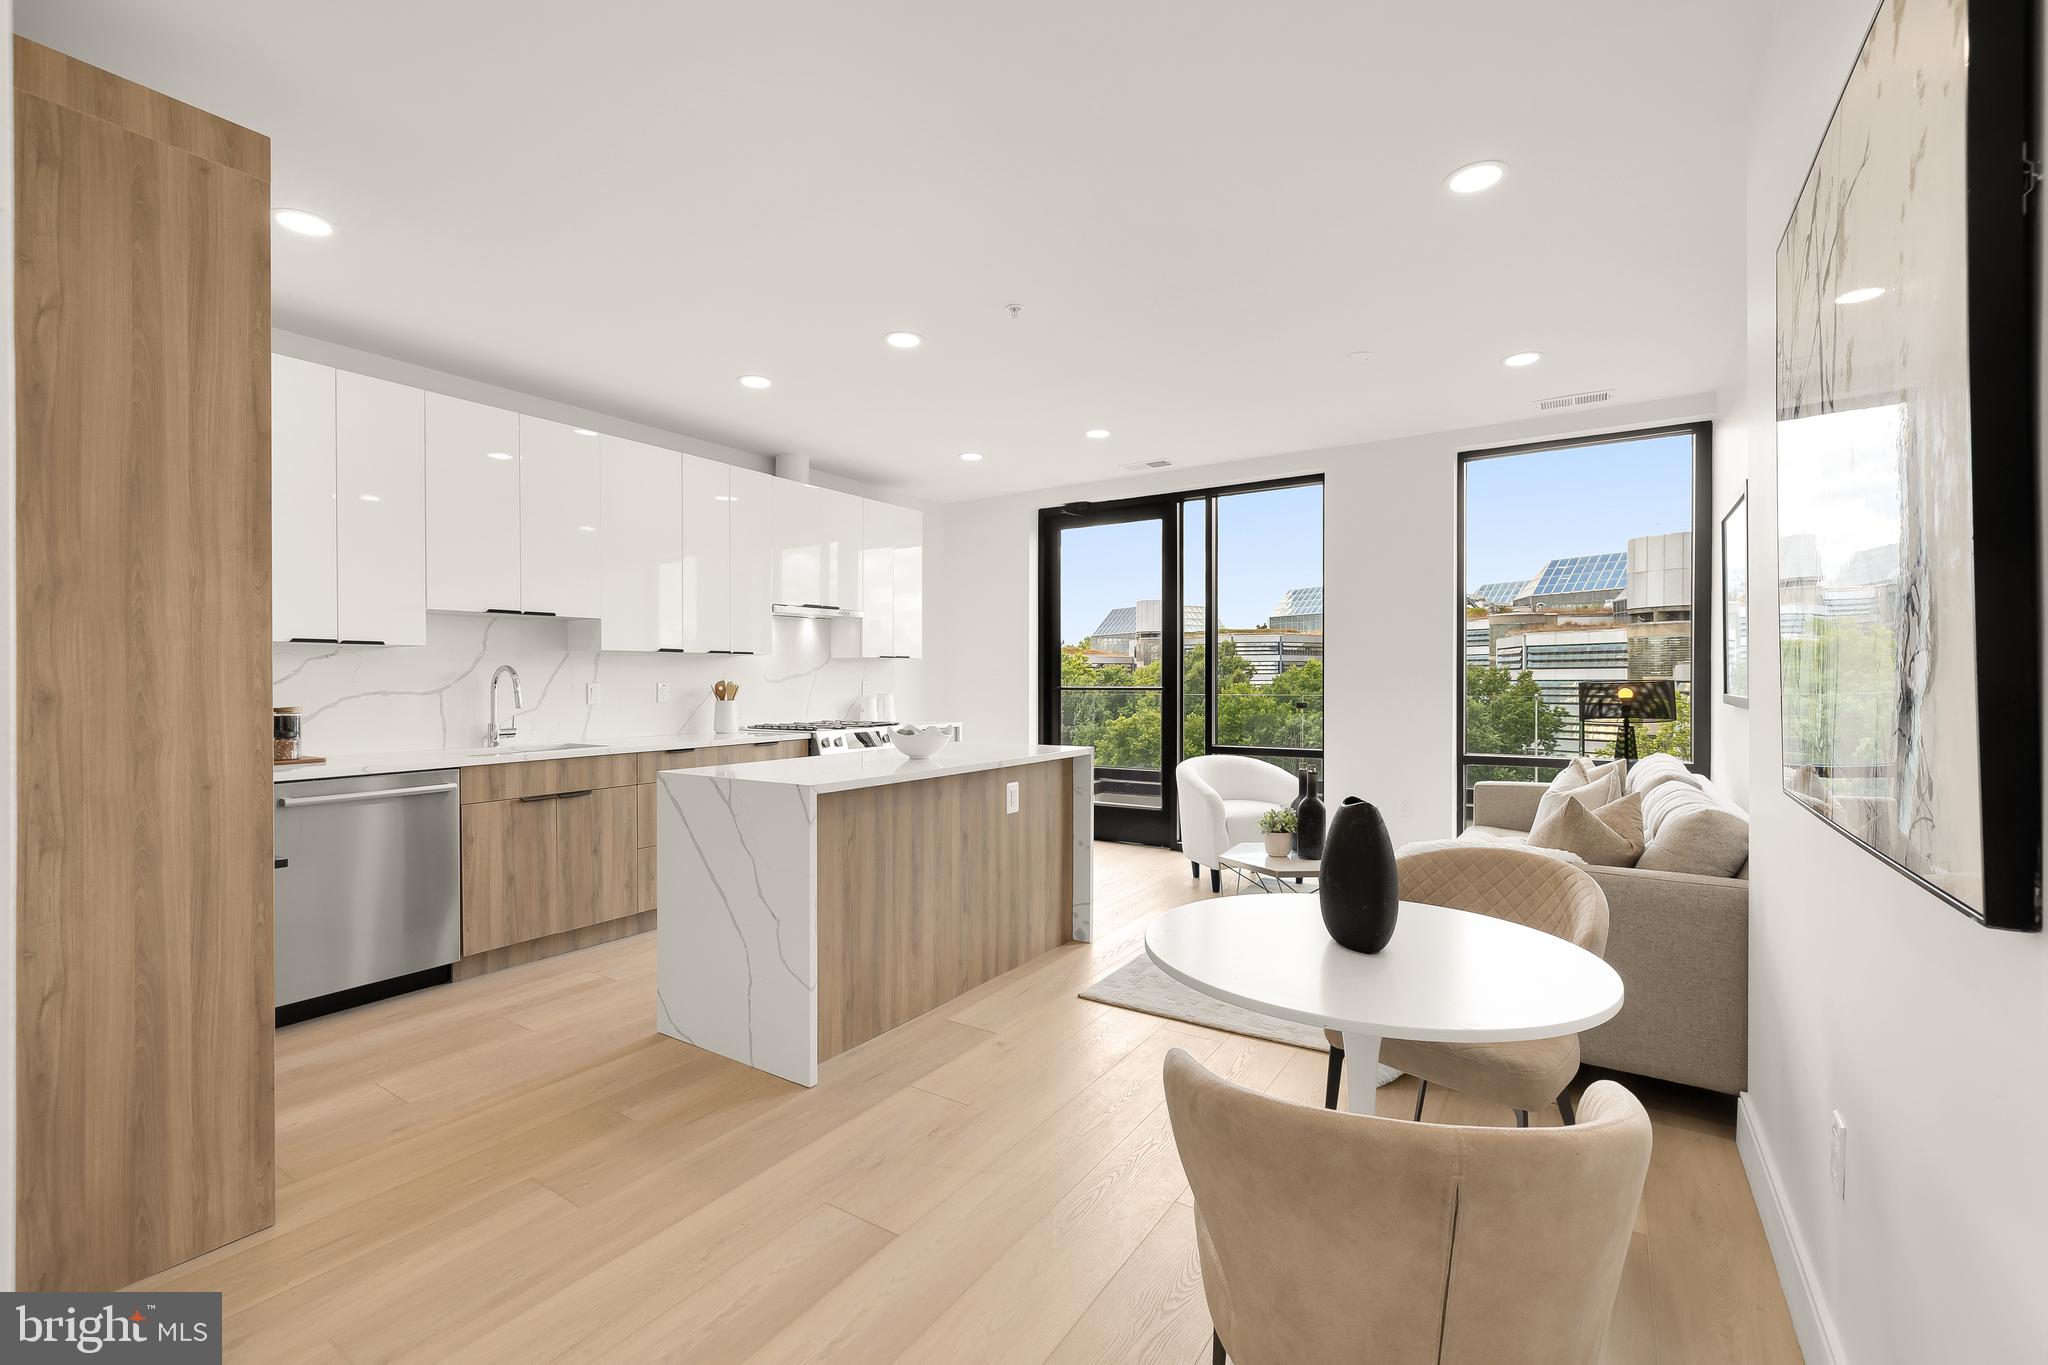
[713,699,740,734]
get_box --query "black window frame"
[1455,421,1714,828]
[1037,473,1326,846]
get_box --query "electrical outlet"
[1005,781,1020,814]
[656,681,671,703]
[1829,1110,1848,1199]
[585,682,603,705]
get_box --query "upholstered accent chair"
[1177,755,1299,891]
[1325,843,1610,1125]
[1164,1049,1651,1365]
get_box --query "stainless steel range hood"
[771,602,861,619]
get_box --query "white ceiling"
[18,1,1761,501]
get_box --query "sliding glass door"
[1039,498,1180,843]
[1040,477,1324,847]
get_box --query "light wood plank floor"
[137,841,1802,1363]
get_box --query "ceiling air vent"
[1118,458,1174,471]
[1536,389,1615,412]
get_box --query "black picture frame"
[1772,0,2040,930]
[1720,487,1748,707]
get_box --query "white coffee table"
[1145,893,1624,1114]
[1219,840,1319,892]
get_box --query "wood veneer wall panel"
[14,38,273,1290]
[815,762,1071,1062]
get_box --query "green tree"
[1463,665,1570,783]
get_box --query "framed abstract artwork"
[1721,488,1748,707]
[1774,0,2040,929]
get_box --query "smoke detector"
[1536,388,1615,412]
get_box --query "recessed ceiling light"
[485,450,514,461]
[1502,351,1543,367]
[1085,429,1111,440]
[738,375,772,389]
[576,525,596,532]
[959,452,984,462]
[1346,350,1376,362]
[357,493,381,502]
[1834,286,1886,305]
[273,208,334,237]
[883,331,923,349]
[572,427,598,436]
[1445,161,1507,194]
[714,494,737,502]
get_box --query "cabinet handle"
[659,648,688,654]
[340,638,385,646]
[274,857,289,869]
[288,636,339,644]
[730,650,756,656]
[523,610,557,617]
[487,608,523,616]
[518,788,593,803]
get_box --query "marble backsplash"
[272,612,929,757]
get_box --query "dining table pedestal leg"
[1339,1031,1383,1115]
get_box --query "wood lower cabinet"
[462,786,637,954]
[458,741,811,968]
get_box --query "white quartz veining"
[271,609,923,760]
[673,742,1092,794]
[271,731,795,783]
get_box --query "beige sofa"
[1455,772,1748,1095]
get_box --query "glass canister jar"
[274,707,303,762]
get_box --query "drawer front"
[633,738,811,783]
[460,786,637,953]
[460,753,640,804]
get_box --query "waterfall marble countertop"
[661,742,1094,794]
[271,730,799,783]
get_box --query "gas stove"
[747,720,899,753]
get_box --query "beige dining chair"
[1325,842,1610,1125]
[1164,1048,1650,1365]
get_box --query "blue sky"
[1058,483,1325,645]
[1463,434,1693,591]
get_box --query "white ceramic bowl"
[891,724,951,759]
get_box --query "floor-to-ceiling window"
[1457,425,1711,826]
[1040,476,1324,845]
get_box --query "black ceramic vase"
[1317,796,1399,953]
[1294,767,1327,860]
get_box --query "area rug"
[1081,955,1400,1087]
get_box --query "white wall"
[931,392,1714,850]
[1729,4,2048,1362]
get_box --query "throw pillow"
[1637,783,1751,877]
[1527,794,1641,867]
[1591,790,1646,848]
[1533,757,1625,827]
[1624,752,1691,797]
[1531,761,1593,828]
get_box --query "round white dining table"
[1145,892,1624,1114]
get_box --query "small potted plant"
[1258,805,1298,857]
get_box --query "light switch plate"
[656,682,671,703]
[585,682,603,705]
[1829,1110,1847,1199]
[1006,781,1020,814]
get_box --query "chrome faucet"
[487,664,524,748]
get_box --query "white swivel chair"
[1177,755,1299,892]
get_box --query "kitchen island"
[655,743,1093,1084]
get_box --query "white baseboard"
[1736,1094,1844,1365]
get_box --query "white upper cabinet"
[728,466,775,655]
[599,436,683,652]
[425,394,522,614]
[839,499,923,659]
[517,417,602,618]
[817,486,863,612]
[272,355,338,643]
[771,479,822,608]
[679,453,733,653]
[892,506,924,659]
[335,372,427,646]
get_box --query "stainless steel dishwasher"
[273,769,462,1012]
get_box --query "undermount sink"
[461,741,608,757]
